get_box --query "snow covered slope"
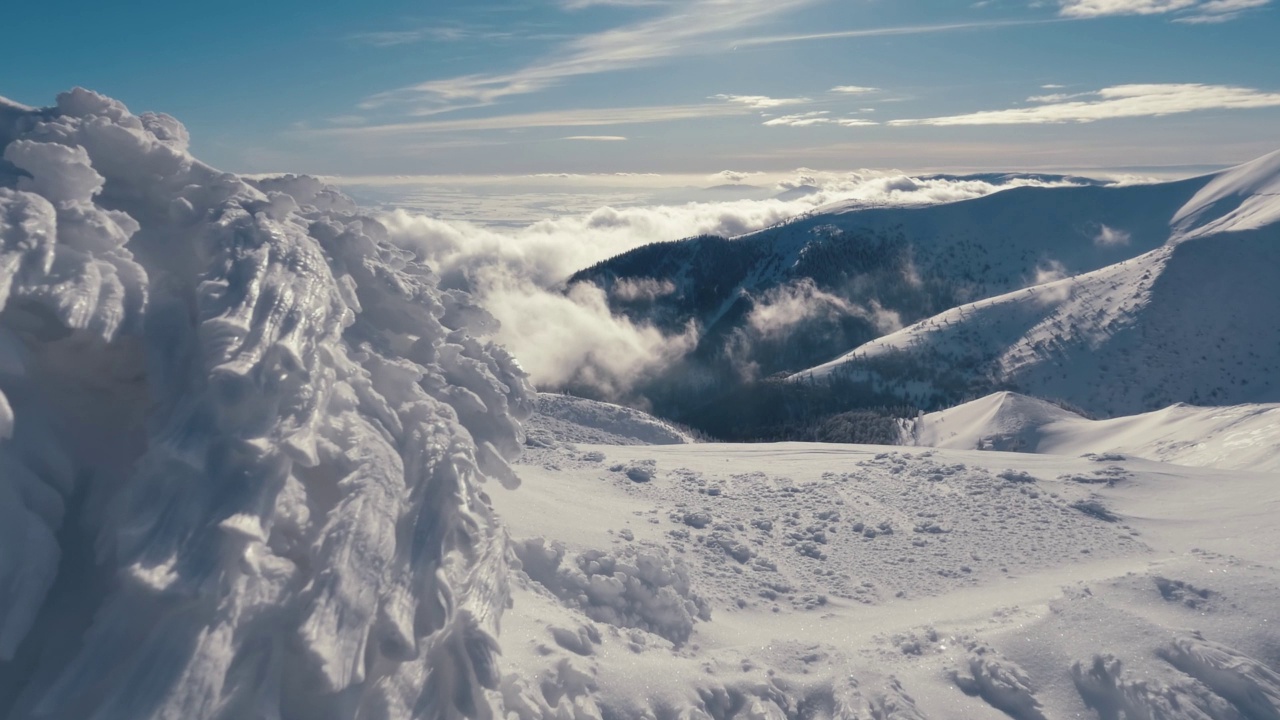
[569,170,1210,390]
[1173,149,1280,239]
[909,391,1280,473]
[501,439,1280,719]
[0,89,534,720]
[525,393,695,446]
[794,160,1280,416]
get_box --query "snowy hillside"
[1172,149,1280,240]
[503,437,1280,719]
[793,159,1280,416]
[908,391,1280,473]
[568,171,1208,391]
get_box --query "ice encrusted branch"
[0,88,533,720]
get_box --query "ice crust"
[0,89,533,720]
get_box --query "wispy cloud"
[304,103,758,138]
[563,135,629,141]
[1174,0,1271,21]
[561,0,671,7]
[763,111,878,127]
[831,85,879,95]
[763,111,832,127]
[737,18,1067,47]
[1055,0,1270,22]
[889,83,1280,126]
[349,25,518,47]
[712,94,812,109]
[364,0,818,111]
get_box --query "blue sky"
[4,0,1279,176]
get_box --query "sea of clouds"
[340,170,1108,400]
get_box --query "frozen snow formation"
[512,538,710,645]
[0,89,534,719]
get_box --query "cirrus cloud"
[889,83,1280,126]
[764,112,879,128]
[1056,0,1270,22]
[712,94,811,109]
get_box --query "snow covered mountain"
[794,151,1280,416]
[907,391,1280,473]
[568,169,1210,391]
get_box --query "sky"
[3,0,1279,178]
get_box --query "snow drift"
[0,89,534,720]
[908,391,1280,473]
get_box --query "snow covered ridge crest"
[0,89,534,719]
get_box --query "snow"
[789,150,1280,417]
[1173,149,1280,239]
[525,393,696,447]
[500,436,1280,719]
[0,88,534,719]
[909,391,1280,473]
[793,183,1280,415]
[3,88,1279,720]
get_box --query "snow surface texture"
[0,90,535,720]
[504,432,1280,719]
[909,391,1280,473]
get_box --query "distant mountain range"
[569,151,1280,425]
[793,150,1280,416]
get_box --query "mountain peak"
[1172,148,1280,239]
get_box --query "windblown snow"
[2,89,1279,720]
[0,89,534,720]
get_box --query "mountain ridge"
[563,155,1278,427]
[907,390,1280,473]
[791,152,1280,416]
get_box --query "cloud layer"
[353,170,1102,399]
[891,84,1280,126]
[1056,0,1270,22]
